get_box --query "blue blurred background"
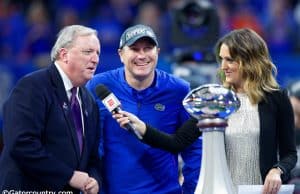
[0,0,300,133]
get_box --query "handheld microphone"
[95,84,143,139]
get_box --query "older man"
[0,25,102,193]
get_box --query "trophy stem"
[194,129,236,194]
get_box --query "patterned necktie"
[70,87,83,154]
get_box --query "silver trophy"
[183,84,240,194]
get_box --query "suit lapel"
[49,65,82,161]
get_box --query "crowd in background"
[1,0,300,141]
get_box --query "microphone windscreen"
[95,84,111,100]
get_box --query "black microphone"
[95,84,143,139]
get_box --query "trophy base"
[195,131,236,194]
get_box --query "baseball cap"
[119,24,158,49]
[288,80,300,99]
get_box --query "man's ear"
[157,47,160,55]
[59,48,68,63]
[118,48,124,63]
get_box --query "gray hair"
[50,25,98,61]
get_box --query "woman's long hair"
[215,28,279,104]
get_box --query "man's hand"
[69,171,90,191]
[84,177,99,194]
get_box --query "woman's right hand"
[112,110,147,136]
